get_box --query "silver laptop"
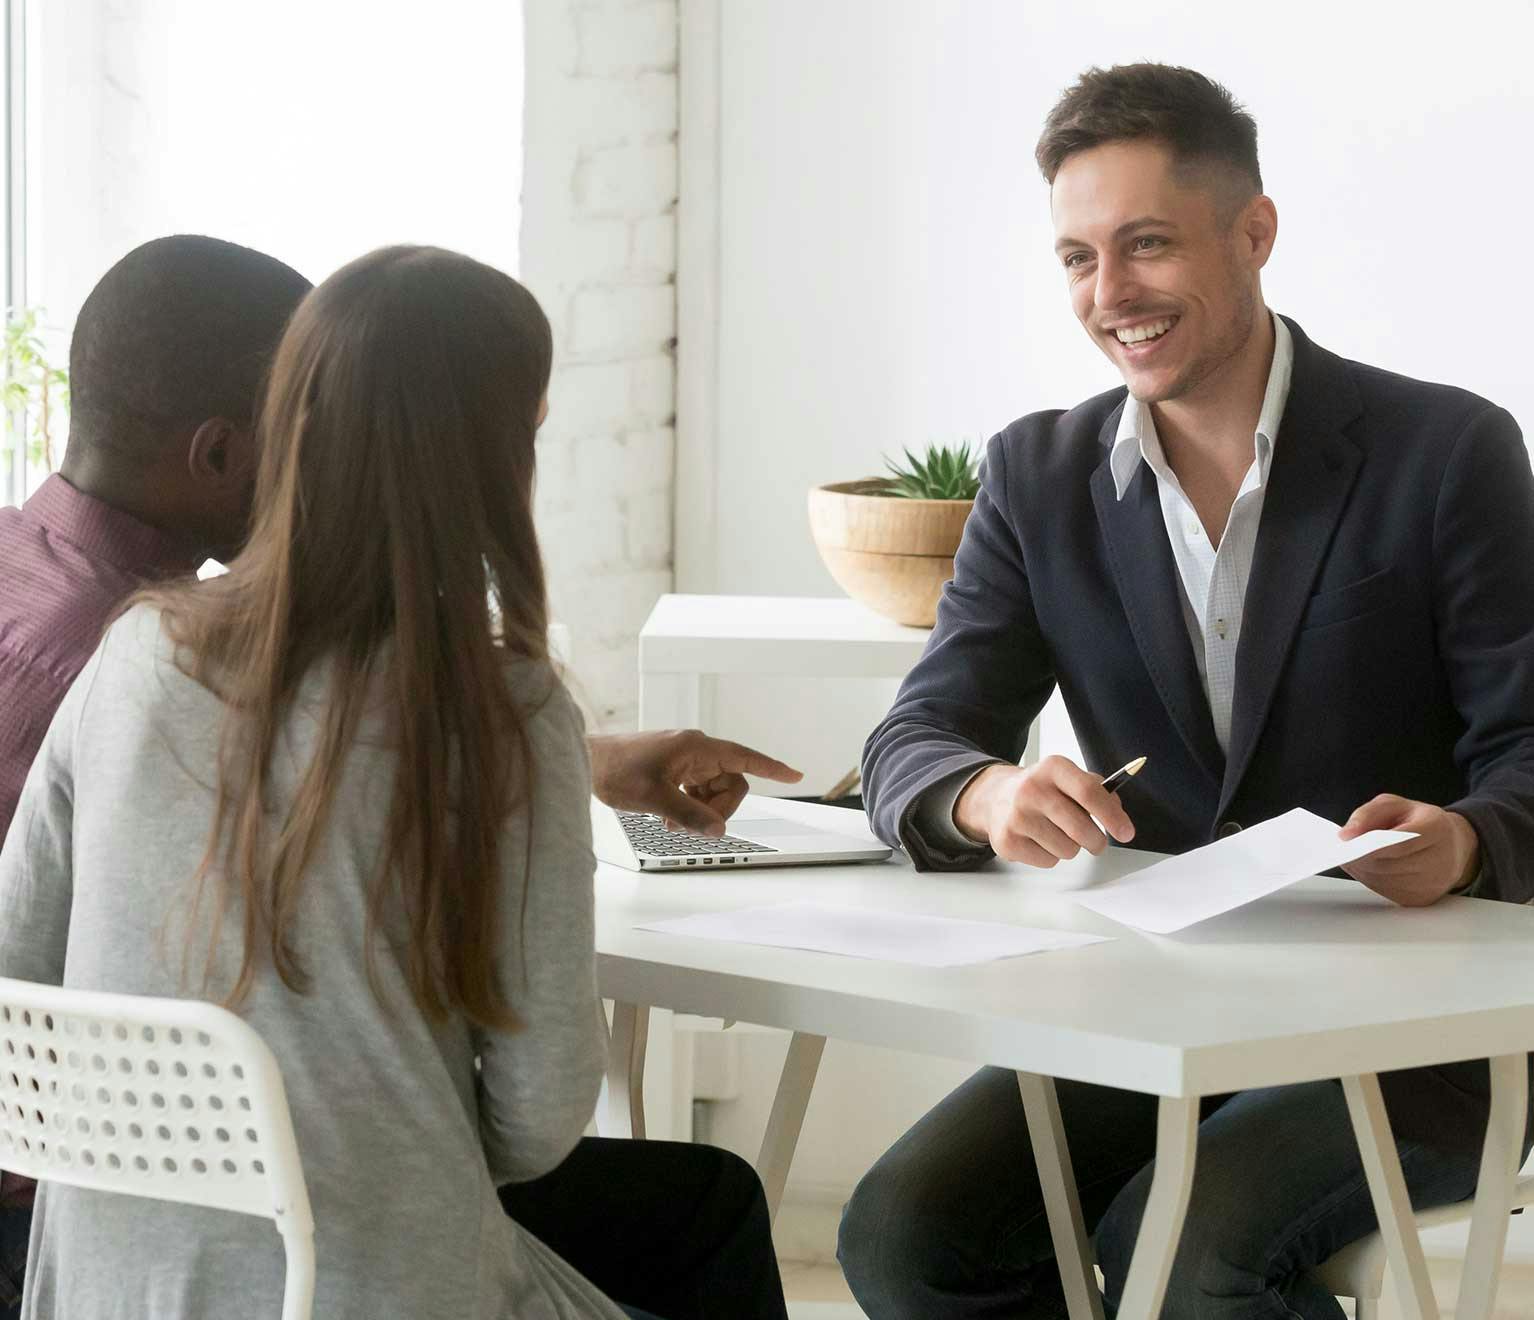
[592,799,891,871]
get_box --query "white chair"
[1311,1174,1534,1318]
[0,977,315,1320]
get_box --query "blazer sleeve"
[861,429,1058,870]
[474,676,607,1185]
[1433,405,1534,903]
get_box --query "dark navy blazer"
[862,317,1534,1153]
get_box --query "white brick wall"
[520,0,680,729]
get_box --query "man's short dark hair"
[66,235,312,466]
[1035,63,1262,200]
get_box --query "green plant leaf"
[3,305,71,477]
[881,438,981,500]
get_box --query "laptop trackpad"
[732,817,840,841]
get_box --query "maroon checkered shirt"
[0,475,200,1206]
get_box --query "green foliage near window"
[4,307,70,474]
[881,441,982,501]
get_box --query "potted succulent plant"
[808,442,981,628]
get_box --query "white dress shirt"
[918,313,1293,850]
[1107,312,1293,752]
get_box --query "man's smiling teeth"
[1115,317,1177,344]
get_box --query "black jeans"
[0,1198,24,1320]
[499,1137,788,1320]
[838,1067,1485,1320]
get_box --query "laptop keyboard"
[618,812,778,857]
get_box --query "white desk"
[597,797,1534,1320]
[638,592,1050,759]
[634,593,1039,1137]
[637,593,938,730]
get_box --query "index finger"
[704,739,804,784]
[1056,761,1136,843]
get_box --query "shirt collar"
[22,474,202,577]
[1110,312,1294,501]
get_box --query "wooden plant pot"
[807,479,974,628]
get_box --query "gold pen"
[1100,755,1147,794]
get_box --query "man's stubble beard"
[1134,264,1258,407]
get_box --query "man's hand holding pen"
[954,754,1141,866]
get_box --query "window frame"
[2,0,29,507]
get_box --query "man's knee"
[837,1165,913,1300]
[837,1157,967,1308]
[1095,1175,1264,1316]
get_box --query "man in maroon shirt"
[0,236,313,840]
[0,236,801,1315]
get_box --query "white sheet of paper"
[1071,808,1417,934]
[637,901,1110,968]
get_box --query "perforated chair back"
[0,978,315,1320]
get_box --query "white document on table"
[637,901,1110,968]
[1071,808,1417,935]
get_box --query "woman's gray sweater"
[0,604,625,1320]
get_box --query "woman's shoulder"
[76,600,171,692]
[99,600,206,684]
[102,599,168,649]
[501,657,583,732]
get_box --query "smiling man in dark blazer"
[839,64,1534,1320]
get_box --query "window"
[6,0,525,507]
[2,0,31,507]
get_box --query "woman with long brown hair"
[0,245,705,1318]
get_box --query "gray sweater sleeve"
[0,645,104,986]
[474,679,607,1186]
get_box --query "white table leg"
[1016,1073,1105,1320]
[756,1032,826,1224]
[1116,1095,1199,1320]
[1456,1053,1528,1320]
[602,1001,649,1140]
[1341,1073,1440,1320]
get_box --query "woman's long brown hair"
[141,245,554,1031]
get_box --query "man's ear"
[187,417,250,486]
[1242,194,1279,271]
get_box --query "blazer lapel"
[1092,410,1225,787]
[1218,320,1364,818]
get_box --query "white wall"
[682,0,1534,1255]
[30,0,523,328]
[28,0,680,727]
[521,0,681,730]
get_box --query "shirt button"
[1185,522,1201,538]
[1218,820,1243,838]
